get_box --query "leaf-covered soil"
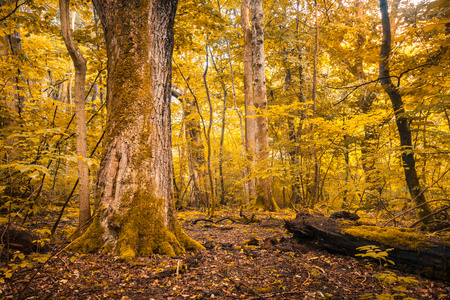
[1,210,449,299]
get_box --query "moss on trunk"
[68,217,104,254]
[69,189,204,261]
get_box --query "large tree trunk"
[241,0,256,206]
[251,0,278,211]
[59,0,90,232]
[71,0,203,261]
[379,0,432,223]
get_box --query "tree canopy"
[0,0,449,256]
[1,0,450,298]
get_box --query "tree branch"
[0,0,25,23]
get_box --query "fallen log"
[285,211,450,281]
[0,223,49,256]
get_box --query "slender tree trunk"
[70,0,203,260]
[283,46,303,207]
[59,0,91,232]
[293,0,307,207]
[209,48,227,207]
[219,91,226,206]
[0,0,22,130]
[226,41,248,206]
[309,0,320,208]
[0,0,23,202]
[379,0,432,223]
[203,45,216,218]
[241,0,256,206]
[342,134,350,205]
[67,79,72,105]
[176,63,209,209]
[343,0,382,207]
[183,98,208,208]
[251,0,278,211]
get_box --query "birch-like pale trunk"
[251,0,278,211]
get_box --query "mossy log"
[285,211,450,281]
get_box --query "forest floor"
[1,210,449,300]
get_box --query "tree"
[0,0,22,130]
[241,0,256,206]
[379,0,432,223]
[182,96,209,208]
[226,40,248,207]
[71,0,203,260]
[202,44,216,217]
[309,0,320,208]
[59,0,90,232]
[335,0,383,207]
[251,0,279,211]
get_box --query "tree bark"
[71,0,203,260]
[59,0,90,232]
[379,0,432,223]
[251,0,278,211]
[241,0,256,206]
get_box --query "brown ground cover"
[1,210,449,299]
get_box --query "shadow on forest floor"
[1,210,449,299]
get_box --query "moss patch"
[176,226,205,251]
[68,188,204,261]
[115,188,204,262]
[344,225,429,250]
[68,217,104,254]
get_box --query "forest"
[0,0,449,299]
